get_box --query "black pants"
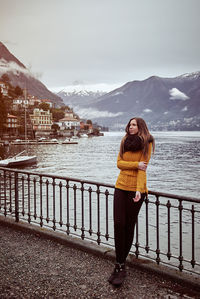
[114,188,145,264]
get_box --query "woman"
[108,117,155,287]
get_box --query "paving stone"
[0,224,199,299]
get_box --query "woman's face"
[129,119,138,135]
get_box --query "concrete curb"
[0,216,200,292]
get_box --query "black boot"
[108,263,126,286]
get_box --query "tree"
[33,102,39,108]
[52,124,60,131]
[39,102,50,111]
[1,74,10,84]
[86,119,92,125]
[60,105,70,111]
[8,85,16,98]
[51,108,65,122]
[0,91,7,137]
[14,85,23,97]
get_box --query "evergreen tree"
[0,91,7,137]
[86,119,92,125]
[51,108,65,122]
[14,85,23,96]
[39,102,50,111]
[1,74,10,84]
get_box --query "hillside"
[0,42,64,106]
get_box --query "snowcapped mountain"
[56,82,123,108]
[177,71,200,80]
[58,87,106,107]
[58,72,200,130]
[57,84,126,121]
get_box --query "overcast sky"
[1,0,200,92]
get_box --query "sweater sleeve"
[117,153,139,170]
[136,143,152,192]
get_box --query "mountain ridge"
[0,42,26,69]
[58,72,200,130]
[0,42,64,106]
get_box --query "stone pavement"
[0,217,200,299]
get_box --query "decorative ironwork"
[0,167,200,276]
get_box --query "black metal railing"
[0,167,200,276]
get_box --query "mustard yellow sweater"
[115,143,152,193]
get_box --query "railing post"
[40,175,44,228]
[9,172,12,213]
[155,195,160,265]
[191,205,195,268]
[66,179,70,235]
[14,172,19,222]
[45,179,50,222]
[22,176,25,216]
[96,184,101,245]
[81,182,85,240]
[145,194,149,253]
[73,183,77,231]
[167,200,171,260]
[52,177,56,231]
[88,186,93,236]
[178,199,183,271]
[59,181,63,227]
[34,177,37,220]
[105,189,109,241]
[27,174,31,223]
[3,170,7,217]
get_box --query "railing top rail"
[0,166,114,188]
[148,190,200,203]
[0,166,200,203]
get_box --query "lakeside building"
[57,117,80,130]
[80,121,92,130]
[12,97,52,109]
[13,97,29,109]
[5,114,18,136]
[30,108,53,136]
[12,91,53,109]
[56,109,80,131]
[0,81,9,96]
[40,99,53,108]
[27,95,41,106]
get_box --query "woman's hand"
[133,191,141,202]
[138,161,147,171]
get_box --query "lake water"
[1,131,200,198]
[1,131,200,272]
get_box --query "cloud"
[0,58,34,78]
[73,107,123,119]
[182,106,188,111]
[111,91,124,97]
[143,108,152,113]
[169,88,189,100]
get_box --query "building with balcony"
[13,97,29,108]
[5,114,18,136]
[30,109,53,134]
[56,109,80,130]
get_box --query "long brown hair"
[120,117,155,158]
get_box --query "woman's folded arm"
[117,153,139,170]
